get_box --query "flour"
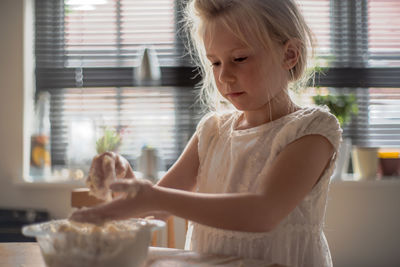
[86,155,115,201]
[39,220,149,267]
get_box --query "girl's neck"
[236,93,299,130]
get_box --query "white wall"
[0,1,399,266]
[0,0,73,219]
[325,181,400,267]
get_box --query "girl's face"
[204,22,288,113]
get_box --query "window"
[32,0,400,181]
[295,0,400,149]
[365,0,400,147]
[33,0,200,181]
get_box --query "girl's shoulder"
[195,111,237,160]
[196,110,237,132]
[272,105,343,152]
[287,105,341,129]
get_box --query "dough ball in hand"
[86,152,134,201]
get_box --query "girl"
[70,0,341,266]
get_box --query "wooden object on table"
[71,188,104,208]
[166,216,175,248]
[71,188,176,248]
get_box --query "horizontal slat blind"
[49,87,200,169]
[329,0,369,67]
[352,0,400,147]
[36,0,181,68]
[33,0,400,179]
[294,0,400,148]
[35,0,65,68]
[296,0,331,63]
[33,0,202,177]
[329,87,400,148]
[293,85,400,148]
[368,0,400,66]
[365,88,400,146]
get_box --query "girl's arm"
[155,133,199,191]
[152,134,334,232]
[131,133,200,220]
[71,134,333,232]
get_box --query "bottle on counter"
[137,145,163,183]
[30,92,52,178]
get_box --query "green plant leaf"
[96,128,121,154]
[312,93,358,127]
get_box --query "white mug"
[352,147,378,180]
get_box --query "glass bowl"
[22,218,165,267]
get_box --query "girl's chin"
[230,102,248,111]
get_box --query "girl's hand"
[69,178,156,224]
[86,152,135,200]
[110,178,154,198]
[89,151,135,181]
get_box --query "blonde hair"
[183,0,314,112]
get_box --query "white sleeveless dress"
[184,106,342,267]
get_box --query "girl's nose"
[218,65,235,84]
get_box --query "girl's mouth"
[227,92,244,98]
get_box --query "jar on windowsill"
[378,151,400,178]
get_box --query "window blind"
[296,0,331,64]
[360,88,400,147]
[63,0,178,67]
[295,0,400,149]
[35,0,194,89]
[34,0,400,179]
[36,0,180,68]
[34,0,201,176]
[354,0,400,147]
[49,86,200,169]
[368,0,400,67]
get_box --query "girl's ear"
[282,38,301,70]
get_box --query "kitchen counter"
[0,242,282,267]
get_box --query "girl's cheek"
[212,68,219,76]
[213,69,220,82]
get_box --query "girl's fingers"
[90,155,103,179]
[110,180,135,192]
[110,180,141,198]
[115,154,132,179]
[90,152,134,180]
[69,208,105,225]
[124,165,136,179]
[102,154,117,183]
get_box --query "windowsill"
[15,171,167,189]
[15,177,85,189]
[331,174,400,186]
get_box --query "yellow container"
[378,151,400,159]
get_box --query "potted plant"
[312,93,358,180]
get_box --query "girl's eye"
[234,57,247,62]
[211,62,221,67]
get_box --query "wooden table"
[0,242,283,267]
